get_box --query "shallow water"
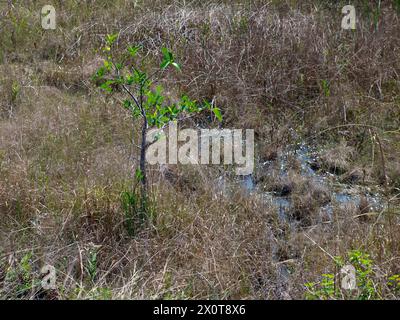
[239,141,385,298]
[243,174,254,193]
[242,142,385,221]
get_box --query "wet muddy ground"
[246,142,385,223]
[226,142,388,299]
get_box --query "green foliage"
[89,287,113,300]
[86,249,98,282]
[92,34,221,224]
[305,273,336,300]
[347,250,376,299]
[212,106,223,122]
[361,0,382,30]
[120,185,155,237]
[70,286,113,300]
[395,0,400,14]
[160,47,181,71]
[128,45,141,57]
[320,79,330,97]
[93,34,220,130]
[106,33,118,46]
[305,250,382,300]
[11,81,20,105]
[388,274,400,293]
[121,190,149,236]
[4,252,40,298]
[135,168,144,182]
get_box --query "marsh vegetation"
[0,0,399,299]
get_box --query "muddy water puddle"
[244,142,385,223]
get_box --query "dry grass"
[0,0,400,299]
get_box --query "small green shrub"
[388,274,400,293]
[305,273,336,300]
[86,249,98,283]
[305,250,381,300]
[121,190,145,236]
[93,34,220,214]
[4,252,41,298]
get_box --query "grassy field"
[0,0,400,299]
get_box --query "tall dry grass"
[0,0,399,299]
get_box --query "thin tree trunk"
[140,116,148,195]
[139,83,148,211]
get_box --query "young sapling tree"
[93,34,222,212]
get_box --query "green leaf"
[161,47,173,60]
[160,60,170,70]
[106,33,118,46]
[103,60,111,70]
[160,47,175,70]
[203,100,212,110]
[179,95,198,112]
[127,45,141,57]
[96,67,106,76]
[135,168,144,181]
[125,74,134,85]
[100,80,114,93]
[171,62,181,71]
[159,115,170,126]
[133,69,147,84]
[123,100,132,110]
[92,67,106,81]
[212,107,222,122]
